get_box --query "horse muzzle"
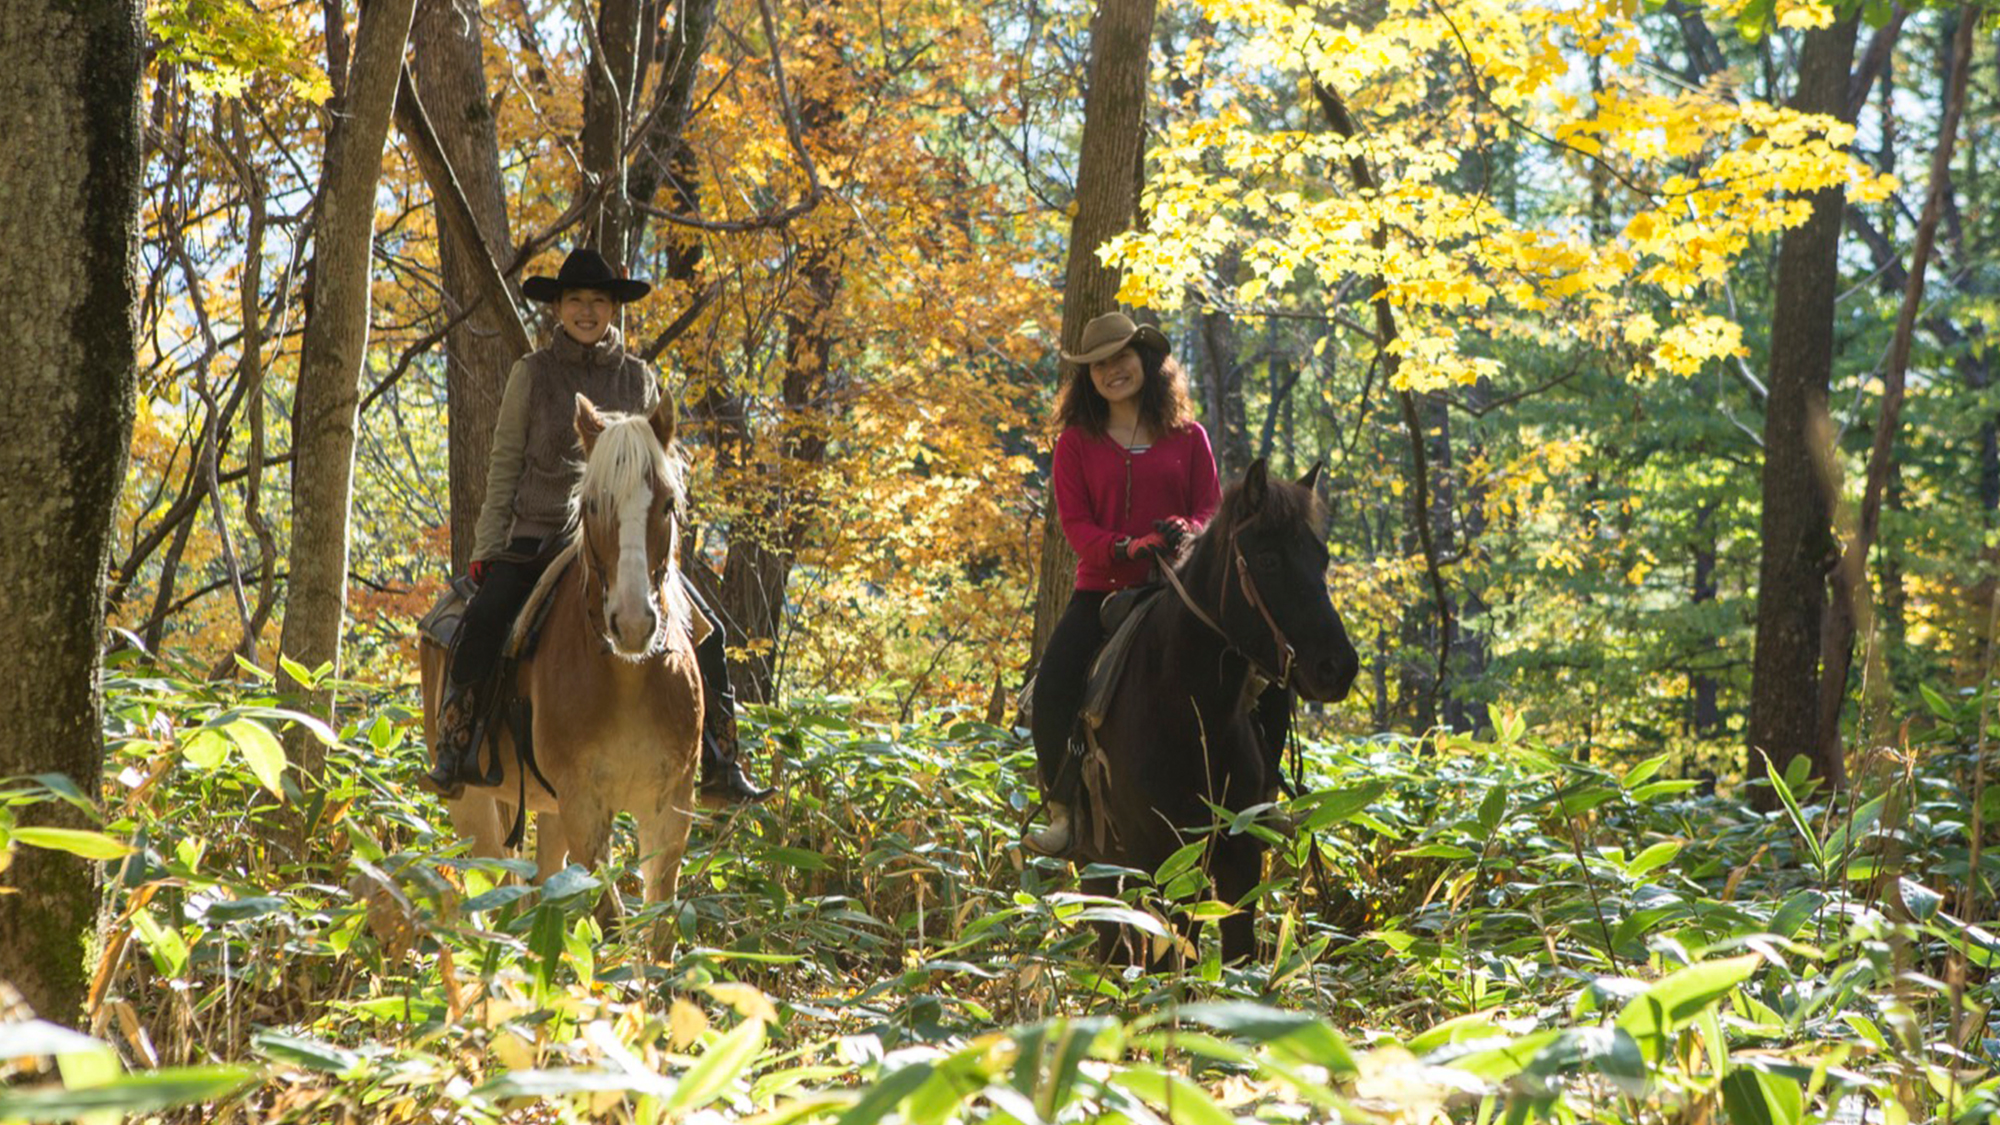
[606,604,661,657]
[1292,639,1359,704]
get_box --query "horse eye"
[1255,551,1280,570]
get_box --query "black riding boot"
[1024,590,1107,856]
[700,721,774,805]
[420,676,488,800]
[692,610,773,805]
[423,539,546,799]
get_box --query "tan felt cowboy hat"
[1061,311,1171,366]
[522,247,653,304]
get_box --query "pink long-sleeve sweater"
[1053,422,1222,592]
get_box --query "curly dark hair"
[1052,341,1196,437]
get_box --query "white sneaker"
[1025,803,1073,856]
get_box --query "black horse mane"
[1175,469,1325,584]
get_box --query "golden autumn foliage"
[1108,0,1895,388]
[123,0,1072,707]
[114,0,1997,749]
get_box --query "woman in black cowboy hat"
[421,247,773,805]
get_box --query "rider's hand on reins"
[1117,532,1168,561]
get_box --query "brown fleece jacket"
[473,325,661,560]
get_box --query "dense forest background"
[1,0,1998,1119]
[97,0,2000,759]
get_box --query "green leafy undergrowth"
[1,655,1996,1122]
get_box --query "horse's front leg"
[446,796,509,859]
[552,796,621,932]
[1209,837,1262,964]
[632,794,694,958]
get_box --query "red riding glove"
[468,559,491,586]
[1153,516,1195,553]
[1118,532,1169,561]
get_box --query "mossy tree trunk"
[0,0,143,1025]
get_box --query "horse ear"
[1297,460,1324,491]
[648,395,676,450]
[1241,457,1270,512]
[575,394,607,453]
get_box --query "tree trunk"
[713,1,844,702]
[1444,383,1490,736]
[623,0,719,275]
[1813,8,1974,773]
[279,0,418,781]
[1664,0,1725,82]
[1745,14,1859,804]
[1029,0,1158,665]
[0,0,142,1025]
[582,0,644,268]
[1396,393,1454,734]
[1312,79,1454,734]
[719,248,841,702]
[409,0,523,570]
[1197,247,1249,481]
[1690,499,1722,737]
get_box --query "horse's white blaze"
[576,410,689,659]
[609,488,656,654]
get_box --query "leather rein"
[1155,530,1296,691]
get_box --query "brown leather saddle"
[414,547,574,845]
[1080,586,1165,732]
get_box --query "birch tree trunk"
[279,0,418,782]
[0,0,142,1024]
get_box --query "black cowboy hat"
[521,247,653,304]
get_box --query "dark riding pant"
[1030,588,1109,801]
[448,537,553,688]
[681,576,736,737]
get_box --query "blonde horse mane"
[574,410,686,526]
[511,411,691,654]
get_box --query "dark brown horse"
[1074,458,1358,963]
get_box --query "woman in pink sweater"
[1025,312,1221,855]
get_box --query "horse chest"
[531,657,700,784]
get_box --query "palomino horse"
[420,396,703,941]
[1076,458,1358,963]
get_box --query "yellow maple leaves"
[1102,0,1895,389]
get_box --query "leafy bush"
[1,657,1995,1123]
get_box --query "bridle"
[1156,527,1296,691]
[575,489,678,659]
